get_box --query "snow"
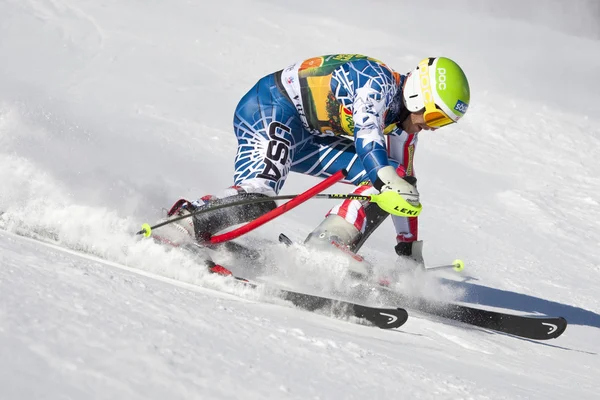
[1,0,599,399]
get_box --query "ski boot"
[394,238,424,265]
[304,214,373,279]
[151,198,198,248]
[153,191,277,248]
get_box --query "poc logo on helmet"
[437,68,446,90]
[419,63,433,103]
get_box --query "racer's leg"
[290,135,387,248]
[292,134,416,255]
[159,73,306,244]
[195,73,308,238]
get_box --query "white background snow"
[1,0,599,399]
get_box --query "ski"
[371,287,568,340]
[411,300,567,340]
[278,288,409,330]
[199,238,567,339]
[205,260,408,330]
[274,235,568,340]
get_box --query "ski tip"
[354,305,409,329]
[140,223,152,237]
[376,308,409,329]
[549,317,568,339]
[453,259,465,272]
[278,233,293,247]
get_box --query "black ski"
[201,239,567,339]
[278,289,408,329]
[370,286,568,340]
[408,298,567,340]
[206,262,408,330]
[275,235,568,340]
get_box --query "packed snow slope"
[1,0,599,399]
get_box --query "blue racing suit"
[231,54,418,242]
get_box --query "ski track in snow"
[1,0,600,398]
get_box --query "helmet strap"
[396,106,411,126]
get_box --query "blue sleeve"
[332,59,398,184]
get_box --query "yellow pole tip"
[141,223,152,238]
[452,259,465,272]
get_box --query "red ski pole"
[209,169,347,244]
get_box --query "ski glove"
[375,165,420,207]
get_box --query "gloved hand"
[375,165,420,207]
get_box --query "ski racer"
[158,54,470,265]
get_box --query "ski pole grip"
[210,169,346,244]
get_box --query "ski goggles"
[419,60,455,128]
[423,101,454,128]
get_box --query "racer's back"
[278,54,402,137]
